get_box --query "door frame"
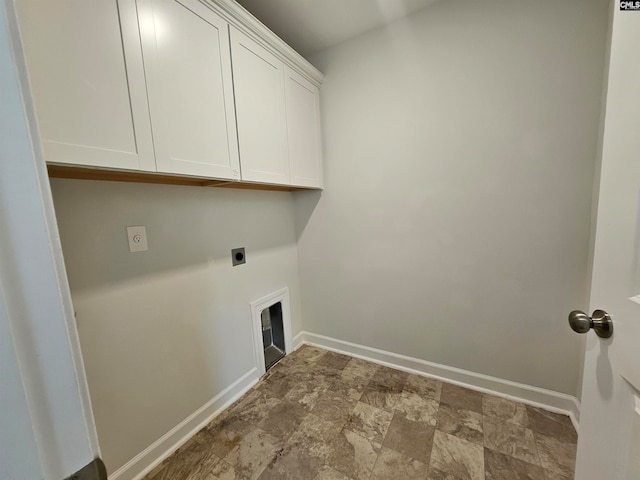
[0,1,100,477]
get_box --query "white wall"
[296,0,609,396]
[50,179,302,472]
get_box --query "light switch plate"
[127,226,148,253]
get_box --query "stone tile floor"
[144,345,577,480]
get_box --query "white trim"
[295,331,581,431]
[108,368,260,480]
[201,0,324,86]
[293,331,305,350]
[250,287,293,376]
[2,1,101,473]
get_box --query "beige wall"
[296,0,609,396]
[51,179,302,472]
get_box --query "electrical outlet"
[232,247,246,266]
[127,226,148,253]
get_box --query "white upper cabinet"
[230,27,289,185]
[17,0,324,188]
[16,0,156,171]
[138,0,240,180]
[285,67,323,188]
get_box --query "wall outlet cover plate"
[232,247,246,266]
[127,226,148,253]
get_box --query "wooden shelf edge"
[46,164,319,192]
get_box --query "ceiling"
[235,0,438,58]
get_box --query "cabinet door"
[138,0,240,180]
[230,27,289,185]
[15,0,155,171]
[285,68,323,188]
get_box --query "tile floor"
[144,345,577,480]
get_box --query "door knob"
[568,309,613,338]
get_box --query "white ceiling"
[235,0,438,58]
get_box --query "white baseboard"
[294,331,580,432]
[292,331,305,350]
[109,368,260,480]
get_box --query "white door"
[15,0,156,171]
[574,4,640,479]
[138,0,241,180]
[230,26,289,185]
[285,67,323,188]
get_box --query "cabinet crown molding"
[201,0,324,86]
